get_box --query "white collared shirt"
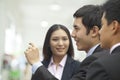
[48,55,67,80]
[110,43,120,54]
[87,44,100,57]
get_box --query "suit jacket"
[70,45,109,80]
[32,45,109,80]
[32,55,81,80]
[86,46,120,80]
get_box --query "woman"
[25,24,81,80]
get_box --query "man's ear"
[111,20,120,34]
[91,26,99,37]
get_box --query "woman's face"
[50,29,70,57]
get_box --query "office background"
[0,0,106,80]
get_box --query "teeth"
[57,48,64,51]
[58,49,63,50]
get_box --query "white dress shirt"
[87,44,100,57]
[48,55,67,80]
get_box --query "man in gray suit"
[86,0,120,80]
[24,5,109,80]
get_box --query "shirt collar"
[87,43,100,57]
[49,54,67,67]
[110,43,120,54]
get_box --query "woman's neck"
[52,55,65,65]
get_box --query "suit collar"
[42,59,50,68]
[110,43,120,54]
[61,56,74,80]
[87,44,100,57]
[111,46,120,54]
[93,44,103,53]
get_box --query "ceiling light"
[40,21,48,28]
[50,3,61,11]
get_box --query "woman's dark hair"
[43,24,74,60]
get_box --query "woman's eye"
[52,39,58,41]
[63,38,68,41]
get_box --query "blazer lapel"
[93,45,103,54]
[42,59,50,68]
[111,46,120,54]
[61,56,74,80]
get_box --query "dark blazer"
[86,46,120,80]
[70,45,109,80]
[32,55,81,80]
[32,45,109,80]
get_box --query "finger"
[25,48,31,53]
[29,43,37,50]
[26,47,31,51]
[29,43,35,47]
[24,50,28,54]
[28,46,32,49]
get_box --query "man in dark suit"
[86,0,120,80]
[69,5,109,80]
[24,5,109,80]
